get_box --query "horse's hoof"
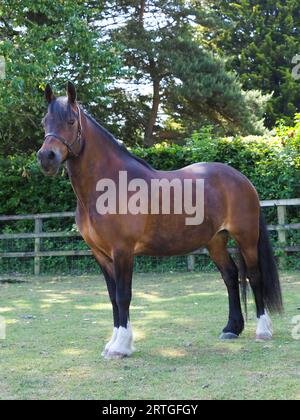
[219,332,239,340]
[105,351,128,360]
[256,334,272,342]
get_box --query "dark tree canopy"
[1,0,295,153]
[212,0,300,127]
[99,0,269,145]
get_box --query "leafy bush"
[134,126,300,201]
[0,120,299,216]
[0,154,75,215]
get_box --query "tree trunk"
[144,77,161,146]
[139,2,160,146]
[139,0,146,26]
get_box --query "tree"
[99,0,269,145]
[0,0,123,155]
[0,1,271,152]
[212,0,300,127]
[164,33,269,136]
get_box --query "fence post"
[277,205,287,268]
[187,255,195,272]
[34,218,42,276]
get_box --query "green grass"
[0,271,299,400]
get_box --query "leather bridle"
[44,105,83,158]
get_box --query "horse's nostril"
[47,151,56,161]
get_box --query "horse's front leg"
[101,266,119,357]
[106,251,135,359]
[90,249,119,357]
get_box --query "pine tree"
[100,0,269,145]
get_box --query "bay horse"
[37,82,282,359]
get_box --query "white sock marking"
[106,322,134,357]
[256,310,273,340]
[102,327,119,356]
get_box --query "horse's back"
[171,161,252,182]
[158,161,259,212]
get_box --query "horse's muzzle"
[37,149,61,176]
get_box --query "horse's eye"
[68,120,75,126]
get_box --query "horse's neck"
[66,115,132,209]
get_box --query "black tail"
[258,211,283,314]
[239,211,283,315]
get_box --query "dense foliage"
[213,0,300,128]
[135,127,300,200]
[0,0,271,154]
[1,118,299,273]
[101,0,269,144]
[0,118,299,216]
[0,0,123,155]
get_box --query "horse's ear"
[45,83,55,104]
[67,81,77,103]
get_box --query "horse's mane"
[83,110,153,170]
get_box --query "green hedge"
[0,123,299,216]
[133,126,300,201]
[0,121,299,273]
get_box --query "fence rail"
[0,198,299,275]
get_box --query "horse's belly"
[134,221,213,256]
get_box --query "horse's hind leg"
[207,231,244,340]
[234,234,273,341]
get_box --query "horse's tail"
[258,211,283,314]
[239,211,283,315]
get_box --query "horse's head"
[37,82,82,176]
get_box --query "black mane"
[83,111,153,170]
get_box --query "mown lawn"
[0,271,299,400]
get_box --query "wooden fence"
[0,198,299,275]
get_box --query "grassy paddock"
[0,272,299,400]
